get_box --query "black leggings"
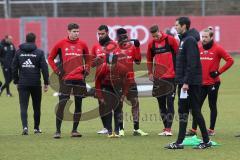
[99,99,108,129]
[18,85,42,129]
[1,67,12,94]
[155,78,175,129]
[101,85,122,134]
[192,82,220,130]
[56,80,86,132]
[176,85,209,144]
[118,83,140,130]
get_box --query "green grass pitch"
[0,56,240,160]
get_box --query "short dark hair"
[98,25,108,32]
[4,35,10,39]
[26,32,36,43]
[116,28,127,37]
[149,25,159,33]
[68,23,79,31]
[176,17,191,30]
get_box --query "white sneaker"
[133,129,149,136]
[34,129,42,134]
[53,92,59,97]
[119,129,125,136]
[158,131,173,136]
[22,127,28,135]
[97,128,108,134]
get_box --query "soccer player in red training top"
[91,25,118,134]
[114,28,148,136]
[147,25,178,136]
[95,53,131,138]
[48,23,91,139]
[186,27,234,136]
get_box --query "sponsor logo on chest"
[65,46,83,56]
[200,50,214,61]
[157,44,162,48]
[22,58,35,68]
[200,51,214,55]
[20,54,37,57]
[96,48,106,56]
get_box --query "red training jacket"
[147,32,179,79]
[91,40,118,68]
[114,42,141,83]
[95,62,131,99]
[48,37,91,80]
[199,42,234,85]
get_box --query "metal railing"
[2,0,240,18]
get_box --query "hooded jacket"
[147,32,179,79]
[12,43,49,86]
[0,39,15,68]
[175,28,202,85]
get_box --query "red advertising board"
[0,16,239,54]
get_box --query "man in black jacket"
[165,17,211,149]
[0,35,15,96]
[12,33,49,135]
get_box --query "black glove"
[210,71,220,78]
[131,39,140,47]
[82,69,89,77]
[56,70,64,78]
[13,79,18,85]
[86,87,96,97]
[93,57,104,66]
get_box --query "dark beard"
[203,40,214,50]
[99,36,111,46]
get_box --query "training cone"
[183,135,220,146]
